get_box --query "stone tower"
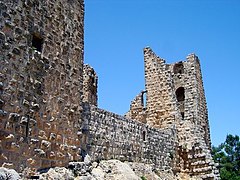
[0,0,84,172]
[127,47,219,179]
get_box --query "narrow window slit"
[143,131,146,141]
[32,34,43,52]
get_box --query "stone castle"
[0,0,219,179]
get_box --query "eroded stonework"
[0,0,84,172]
[83,64,98,106]
[127,47,219,179]
[0,0,219,179]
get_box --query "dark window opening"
[143,131,146,141]
[176,87,185,102]
[173,62,184,74]
[141,90,147,109]
[32,34,43,52]
[181,112,184,120]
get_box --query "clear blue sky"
[84,0,240,146]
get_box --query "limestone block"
[22,99,30,107]
[41,140,51,150]
[56,152,65,160]
[34,149,46,158]
[0,153,8,162]
[0,167,20,179]
[39,130,47,140]
[0,110,7,117]
[49,151,56,159]
[5,134,14,141]
[8,113,20,122]
[56,134,63,143]
[49,133,56,141]
[26,158,37,166]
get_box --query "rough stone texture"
[82,103,176,172]
[0,0,219,179]
[127,47,219,179]
[127,162,175,180]
[0,167,21,180]
[0,0,84,172]
[83,64,98,106]
[39,167,74,180]
[39,159,175,180]
[99,160,139,180]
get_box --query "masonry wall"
[125,91,147,123]
[143,47,181,129]
[0,0,84,172]
[81,103,177,171]
[193,57,211,149]
[171,55,218,178]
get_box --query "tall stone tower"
[127,47,219,179]
[0,0,84,172]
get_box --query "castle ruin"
[0,0,219,179]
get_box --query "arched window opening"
[173,62,184,74]
[176,87,185,102]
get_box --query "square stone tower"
[0,0,84,172]
[127,47,219,179]
[143,47,210,148]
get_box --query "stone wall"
[0,0,84,172]
[143,47,181,128]
[82,103,177,172]
[125,91,147,123]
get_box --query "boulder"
[99,160,139,180]
[39,167,74,180]
[0,167,21,180]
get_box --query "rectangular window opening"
[32,34,43,52]
[181,112,184,120]
[143,131,146,141]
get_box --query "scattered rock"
[36,159,176,180]
[0,167,21,180]
[91,167,104,180]
[68,161,90,176]
[39,167,74,180]
[99,160,139,180]
[84,154,91,165]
